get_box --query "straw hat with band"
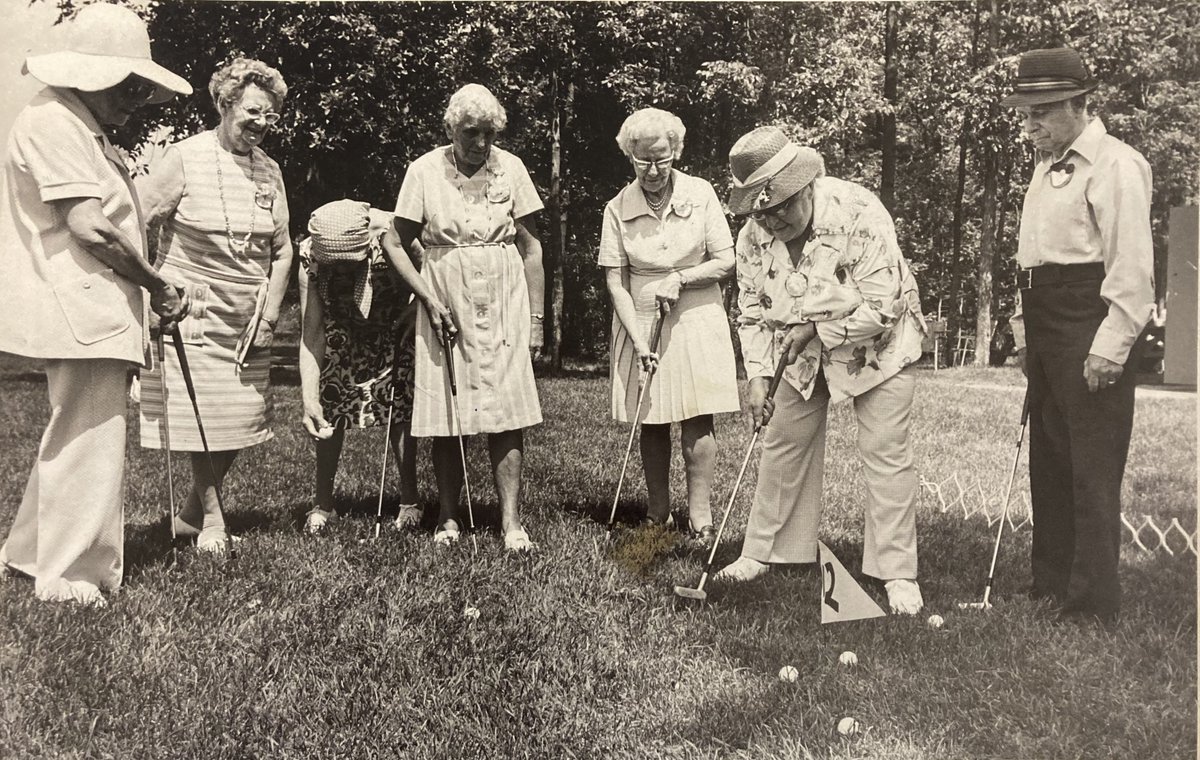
[23,3,191,104]
[1000,47,1098,108]
[307,200,385,320]
[727,126,825,218]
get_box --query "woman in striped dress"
[393,84,543,552]
[138,59,294,553]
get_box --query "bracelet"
[531,313,545,321]
[675,271,688,288]
[262,317,277,329]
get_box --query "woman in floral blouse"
[717,126,928,615]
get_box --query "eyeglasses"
[241,106,282,125]
[119,76,157,103]
[632,157,673,173]
[749,191,800,221]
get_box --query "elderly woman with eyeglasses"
[392,84,543,552]
[717,126,927,615]
[137,58,294,554]
[599,108,740,543]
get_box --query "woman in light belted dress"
[393,84,543,552]
[137,59,294,553]
[599,108,741,544]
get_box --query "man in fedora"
[0,4,192,605]
[1003,47,1154,625]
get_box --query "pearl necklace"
[643,176,673,214]
[213,132,258,256]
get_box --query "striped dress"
[139,131,288,451]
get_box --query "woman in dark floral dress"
[297,200,451,534]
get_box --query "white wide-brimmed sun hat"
[22,3,191,104]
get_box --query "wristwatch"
[531,313,545,320]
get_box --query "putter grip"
[170,330,199,404]
[765,353,789,401]
[1019,389,1030,425]
[443,336,458,395]
[648,311,665,354]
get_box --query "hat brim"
[727,157,819,217]
[1000,82,1098,108]
[24,51,192,104]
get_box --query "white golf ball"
[838,651,858,667]
[837,717,860,736]
[927,614,945,629]
[777,665,799,683]
[463,605,480,620]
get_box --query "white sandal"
[197,528,241,554]
[392,503,422,531]
[433,523,461,546]
[504,528,535,553]
[305,509,335,535]
[715,556,770,582]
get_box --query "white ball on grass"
[837,717,860,736]
[927,614,945,629]
[463,605,480,620]
[838,651,858,667]
[777,665,799,683]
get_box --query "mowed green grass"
[0,354,1194,759]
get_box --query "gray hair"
[443,84,507,132]
[616,108,686,159]
[209,58,287,111]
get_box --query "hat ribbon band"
[731,143,800,190]
[1015,77,1085,92]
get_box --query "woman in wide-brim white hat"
[0,3,190,606]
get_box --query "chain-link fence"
[920,472,1196,557]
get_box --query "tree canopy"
[57,0,1200,363]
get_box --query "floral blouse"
[736,176,926,403]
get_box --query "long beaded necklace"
[213,131,258,256]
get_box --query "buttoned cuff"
[1089,323,1135,366]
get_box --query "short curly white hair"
[209,58,287,111]
[443,84,508,132]
[615,108,686,159]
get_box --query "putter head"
[673,585,707,602]
[956,601,992,610]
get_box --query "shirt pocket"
[52,269,131,345]
[176,282,211,346]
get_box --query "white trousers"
[1,359,128,601]
[741,369,918,580]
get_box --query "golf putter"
[157,332,177,542]
[373,319,405,540]
[443,329,477,554]
[959,389,1031,610]
[171,331,233,554]
[675,354,789,602]
[607,307,666,530]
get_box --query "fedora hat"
[23,3,191,104]
[727,126,824,217]
[1000,47,1098,108]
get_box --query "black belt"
[1017,262,1106,290]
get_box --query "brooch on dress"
[254,182,276,210]
[670,198,694,218]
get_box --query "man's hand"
[780,322,817,364]
[1016,348,1027,378]
[302,402,335,440]
[150,283,189,332]
[655,272,684,315]
[1083,353,1123,392]
[748,376,774,429]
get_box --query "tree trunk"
[548,75,573,373]
[880,3,899,212]
[949,1,980,346]
[972,0,1000,367]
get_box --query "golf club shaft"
[443,335,476,550]
[157,333,176,541]
[981,390,1031,604]
[698,355,790,574]
[608,311,666,526]
[374,388,396,540]
[171,331,227,516]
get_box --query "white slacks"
[740,368,918,580]
[1,358,128,602]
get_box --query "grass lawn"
[0,352,1194,759]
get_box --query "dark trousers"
[1023,279,1137,619]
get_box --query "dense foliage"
[58,0,1200,363]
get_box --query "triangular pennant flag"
[818,540,887,624]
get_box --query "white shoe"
[305,509,335,535]
[392,503,422,531]
[715,556,770,583]
[886,579,924,615]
